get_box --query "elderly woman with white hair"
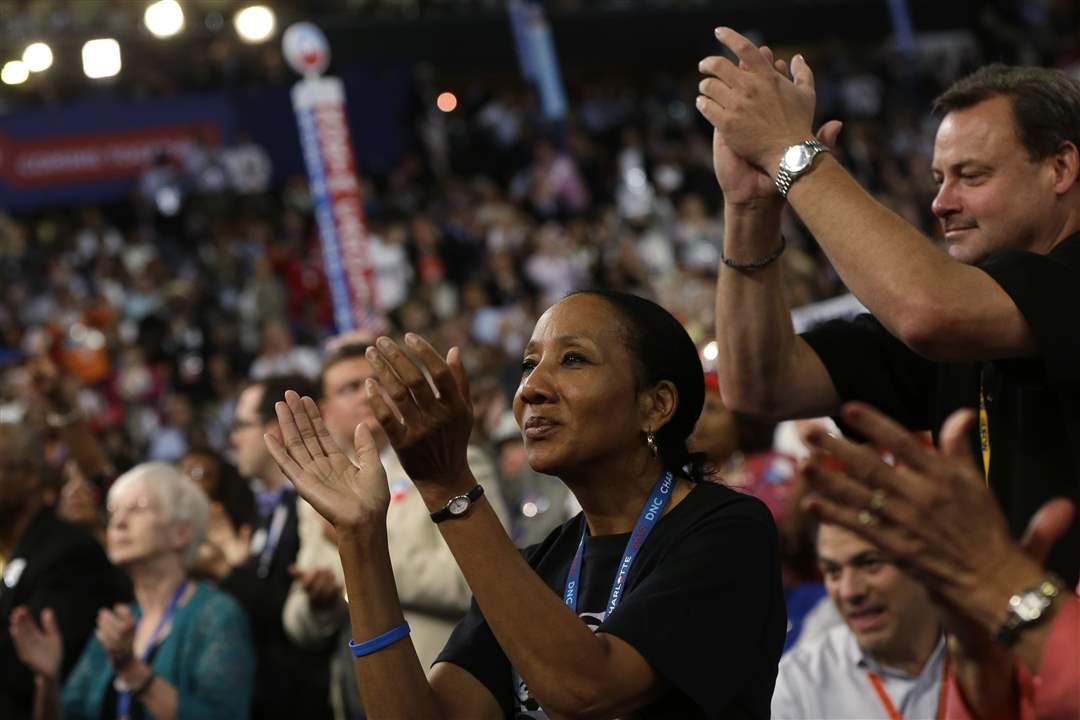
[10,462,256,720]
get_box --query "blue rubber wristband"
[348,621,411,657]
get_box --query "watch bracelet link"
[993,574,1064,647]
[774,139,829,199]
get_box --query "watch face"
[448,496,470,515]
[783,144,812,173]
[1012,592,1049,622]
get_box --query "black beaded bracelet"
[720,235,786,270]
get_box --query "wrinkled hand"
[264,391,389,533]
[800,402,1058,616]
[289,565,344,611]
[96,604,136,670]
[698,28,819,173]
[363,334,473,487]
[10,607,63,681]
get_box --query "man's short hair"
[933,64,1080,161]
[245,373,319,425]
[318,342,372,399]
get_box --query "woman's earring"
[646,431,659,457]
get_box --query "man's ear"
[640,379,678,435]
[1051,140,1080,195]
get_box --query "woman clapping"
[266,291,785,719]
[10,463,255,720]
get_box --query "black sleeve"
[597,496,784,719]
[433,598,514,716]
[801,314,937,430]
[980,246,1080,385]
[12,538,125,691]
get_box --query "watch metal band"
[774,139,829,198]
[994,575,1063,647]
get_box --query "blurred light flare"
[82,38,122,79]
[436,92,458,112]
[235,5,276,43]
[22,43,53,72]
[145,0,186,38]
[1,61,29,85]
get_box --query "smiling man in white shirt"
[772,522,947,719]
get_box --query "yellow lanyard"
[979,372,990,485]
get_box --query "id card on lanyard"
[116,579,189,720]
[563,471,674,615]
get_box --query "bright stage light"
[1,61,29,85]
[436,92,458,113]
[82,39,122,79]
[702,341,719,362]
[145,0,185,38]
[22,43,53,72]
[235,5,276,43]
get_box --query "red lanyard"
[865,653,950,720]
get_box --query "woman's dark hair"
[569,290,707,481]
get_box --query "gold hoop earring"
[646,431,659,457]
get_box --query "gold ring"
[858,510,879,527]
[870,489,886,512]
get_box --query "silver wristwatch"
[775,139,830,198]
[994,575,1063,647]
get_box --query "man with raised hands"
[698,29,1080,584]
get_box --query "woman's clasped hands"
[264,333,475,535]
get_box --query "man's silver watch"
[994,575,1063,647]
[775,139,830,198]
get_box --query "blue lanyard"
[116,579,190,719]
[563,471,674,616]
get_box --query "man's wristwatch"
[994,575,1063,647]
[429,484,485,524]
[775,139,830,198]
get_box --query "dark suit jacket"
[221,490,333,720]
[0,509,129,720]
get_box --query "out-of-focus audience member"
[219,373,335,720]
[10,462,254,720]
[802,401,1079,720]
[1,423,127,720]
[179,447,257,583]
[249,321,322,381]
[771,521,947,718]
[689,370,792,487]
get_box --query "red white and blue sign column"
[284,23,380,333]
